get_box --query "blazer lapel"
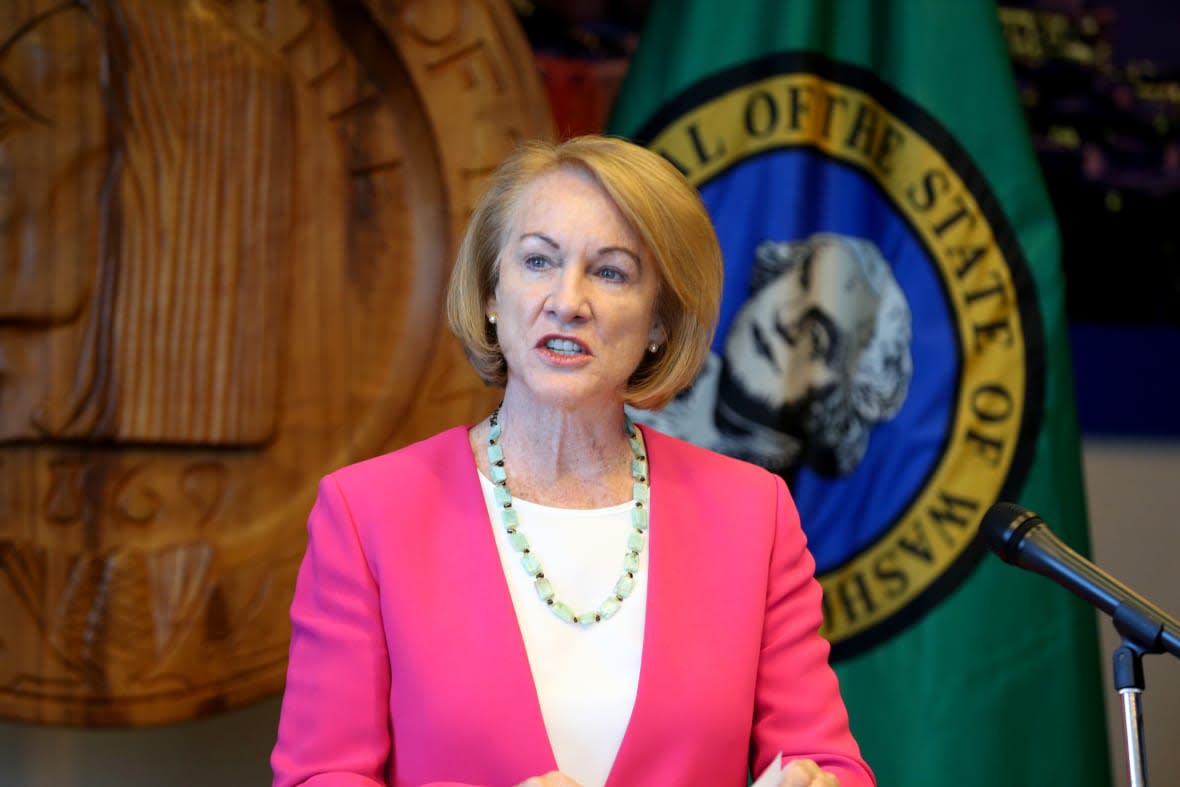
[606,426,707,785]
[442,427,559,776]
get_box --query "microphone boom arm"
[982,501,1180,659]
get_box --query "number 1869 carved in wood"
[0,0,552,725]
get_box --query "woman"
[271,135,875,787]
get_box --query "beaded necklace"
[487,407,650,626]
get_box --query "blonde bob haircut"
[446,135,723,411]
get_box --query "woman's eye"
[524,255,549,270]
[597,267,626,282]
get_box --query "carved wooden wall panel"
[0,0,552,725]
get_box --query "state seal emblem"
[629,52,1044,658]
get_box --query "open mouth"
[543,337,588,356]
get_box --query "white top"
[479,472,648,787]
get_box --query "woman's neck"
[471,391,637,508]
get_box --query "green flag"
[610,1,1110,784]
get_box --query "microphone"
[981,501,1180,658]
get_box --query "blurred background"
[0,0,1176,784]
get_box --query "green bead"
[598,596,622,619]
[489,419,502,441]
[631,507,648,531]
[576,612,598,626]
[490,464,507,484]
[614,574,635,599]
[507,530,529,552]
[631,459,646,479]
[488,442,504,464]
[633,483,649,503]
[493,484,512,507]
[623,552,640,573]
[550,601,576,623]
[627,531,646,552]
[501,508,519,528]
[521,553,542,576]
[534,577,555,602]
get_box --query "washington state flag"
[610,1,1110,784]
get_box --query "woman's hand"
[515,771,584,787]
[780,758,840,786]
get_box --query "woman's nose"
[546,266,590,324]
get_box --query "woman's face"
[487,167,663,410]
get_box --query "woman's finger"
[516,771,584,787]
[781,758,839,786]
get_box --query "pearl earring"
[648,342,659,353]
[488,313,497,325]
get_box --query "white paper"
[751,752,784,787]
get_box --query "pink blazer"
[272,425,874,787]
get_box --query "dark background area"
[998,0,1180,434]
[514,0,1180,435]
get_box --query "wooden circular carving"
[0,0,552,725]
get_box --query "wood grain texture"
[0,0,553,725]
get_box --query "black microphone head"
[980,501,1044,564]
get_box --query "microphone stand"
[1113,642,1147,787]
[978,501,1180,784]
[1111,600,1170,787]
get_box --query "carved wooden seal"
[0,0,552,725]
